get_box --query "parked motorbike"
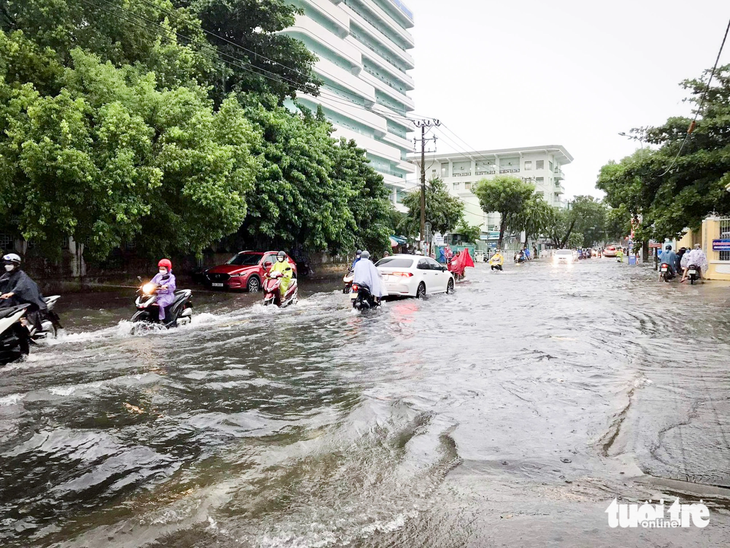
[0,304,31,365]
[343,269,354,294]
[351,283,379,311]
[687,264,700,285]
[660,263,675,282]
[130,281,192,328]
[263,272,298,307]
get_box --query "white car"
[553,249,574,263]
[375,254,454,298]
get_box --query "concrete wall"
[677,218,730,281]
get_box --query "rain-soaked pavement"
[1,258,730,547]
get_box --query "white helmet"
[2,253,21,266]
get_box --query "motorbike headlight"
[142,283,156,295]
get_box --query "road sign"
[712,239,730,251]
[649,242,663,249]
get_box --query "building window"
[0,233,13,251]
[465,182,472,190]
[536,160,544,169]
[524,161,532,170]
[536,177,544,184]
[549,161,554,171]
[441,162,449,177]
[453,182,461,190]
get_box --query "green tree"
[597,65,730,241]
[511,195,552,247]
[402,177,464,236]
[452,220,481,244]
[0,48,259,258]
[238,105,355,254]
[472,175,534,249]
[332,137,391,255]
[178,0,321,102]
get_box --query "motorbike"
[343,269,354,294]
[130,280,192,328]
[0,304,31,365]
[263,271,298,307]
[687,264,700,285]
[659,263,675,282]
[514,253,526,264]
[351,282,379,311]
[28,295,63,339]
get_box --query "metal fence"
[720,218,730,261]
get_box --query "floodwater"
[1,259,730,547]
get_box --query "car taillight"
[391,272,413,277]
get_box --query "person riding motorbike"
[352,251,385,302]
[675,247,687,274]
[150,259,177,323]
[490,250,504,271]
[658,245,677,280]
[351,250,362,271]
[0,253,47,331]
[268,251,293,297]
[681,243,708,282]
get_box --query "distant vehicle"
[553,249,574,264]
[204,251,297,292]
[375,254,454,298]
[603,245,618,258]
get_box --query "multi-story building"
[282,0,416,207]
[415,145,573,241]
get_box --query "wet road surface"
[1,259,730,547]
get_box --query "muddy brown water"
[1,259,729,547]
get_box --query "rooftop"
[410,145,574,165]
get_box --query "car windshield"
[376,257,414,268]
[227,253,262,266]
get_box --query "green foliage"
[178,0,321,102]
[452,220,481,244]
[511,195,552,246]
[0,47,259,258]
[472,175,534,248]
[402,177,464,236]
[332,138,391,255]
[597,65,730,241]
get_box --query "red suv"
[204,251,297,292]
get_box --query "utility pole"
[413,118,440,253]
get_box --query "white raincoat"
[353,258,386,297]
[682,248,708,270]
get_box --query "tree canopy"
[472,175,534,248]
[402,178,464,237]
[596,65,730,242]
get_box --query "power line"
[659,17,730,177]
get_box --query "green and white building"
[282,0,416,208]
[417,145,573,242]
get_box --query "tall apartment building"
[282,0,416,207]
[420,145,573,239]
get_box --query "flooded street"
[1,259,730,547]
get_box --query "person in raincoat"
[616,248,624,262]
[150,259,176,322]
[489,249,504,271]
[0,253,47,330]
[351,250,362,271]
[268,251,294,297]
[352,251,386,299]
[658,245,678,280]
[681,243,709,282]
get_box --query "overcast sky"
[407,0,730,199]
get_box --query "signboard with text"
[712,239,730,251]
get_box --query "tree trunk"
[498,218,506,250]
[560,218,577,248]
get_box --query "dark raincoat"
[0,269,46,330]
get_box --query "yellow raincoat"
[268,259,293,295]
[490,253,504,266]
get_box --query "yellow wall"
[701,218,730,281]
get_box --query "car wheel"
[416,282,426,299]
[247,276,261,293]
[446,278,454,294]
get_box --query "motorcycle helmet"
[356,250,362,256]
[3,253,21,266]
[158,258,172,271]
[665,245,672,251]
[277,251,286,262]
[361,251,370,260]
